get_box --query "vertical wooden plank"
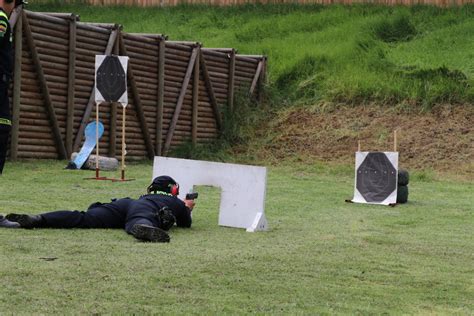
[10,10,22,161]
[23,11,67,159]
[156,36,165,156]
[227,48,235,112]
[162,47,198,155]
[192,46,200,146]
[249,59,264,96]
[199,50,222,130]
[66,15,77,158]
[257,57,267,103]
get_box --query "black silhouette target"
[356,152,397,203]
[95,56,127,103]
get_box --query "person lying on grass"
[1,175,195,243]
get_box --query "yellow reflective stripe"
[0,118,11,126]
[0,11,7,19]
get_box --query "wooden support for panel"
[199,50,222,130]
[228,49,236,112]
[162,47,198,155]
[393,130,398,152]
[119,33,155,159]
[73,28,118,153]
[22,11,67,159]
[192,47,200,146]
[257,57,267,103]
[66,15,77,158]
[249,59,264,96]
[10,10,22,160]
[156,36,165,156]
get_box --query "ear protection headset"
[169,183,179,196]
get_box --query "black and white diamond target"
[95,55,129,106]
[352,152,398,205]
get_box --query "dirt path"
[257,104,473,178]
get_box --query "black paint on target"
[96,56,127,102]
[356,152,397,203]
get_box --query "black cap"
[147,175,178,194]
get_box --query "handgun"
[185,192,199,200]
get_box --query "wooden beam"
[156,36,165,156]
[72,28,119,153]
[22,11,67,159]
[162,47,198,155]
[199,50,222,130]
[192,46,200,146]
[66,15,77,158]
[227,49,236,112]
[249,60,264,96]
[119,33,155,159]
[10,10,22,160]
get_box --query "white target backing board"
[95,55,129,106]
[352,152,398,205]
[153,157,268,232]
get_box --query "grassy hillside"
[29,3,474,107]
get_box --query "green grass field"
[29,3,474,107]
[0,160,472,314]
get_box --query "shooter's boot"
[130,224,170,243]
[5,213,44,229]
[0,215,20,228]
[155,206,176,231]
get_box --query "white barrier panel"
[153,157,268,231]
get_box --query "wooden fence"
[7,8,266,160]
[79,0,473,7]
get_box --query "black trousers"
[0,78,11,175]
[39,199,160,234]
[0,126,9,174]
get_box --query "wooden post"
[22,11,67,159]
[393,130,398,152]
[192,45,200,146]
[358,140,361,152]
[249,59,264,96]
[95,102,100,176]
[156,36,165,156]
[163,47,198,155]
[257,57,267,103]
[199,50,222,130]
[10,10,22,161]
[121,106,126,180]
[66,15,77,158]
[227,49,235,112]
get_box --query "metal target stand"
[85,54,134,182]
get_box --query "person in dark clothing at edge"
[0,176,195,242]
[0,0,25,175]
